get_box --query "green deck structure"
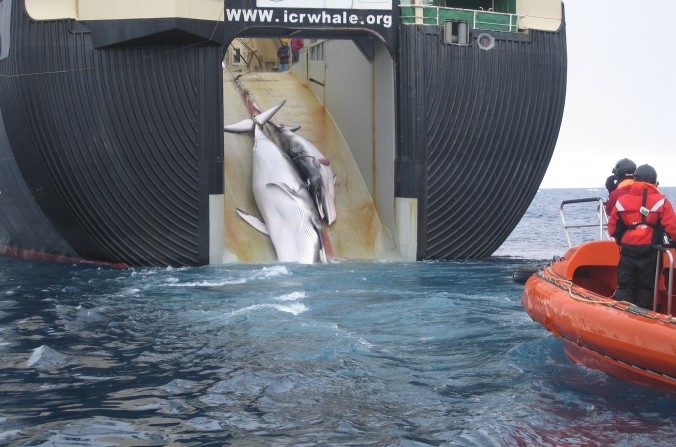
[400,2,518,33]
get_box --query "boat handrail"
[652,243,676,316]
[559,197,610,248]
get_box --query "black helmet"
[612,158,636,180]
[634,164,658,184]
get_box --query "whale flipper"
[266,182,306,206]
[268,120,300,132]
[236,209,269,235]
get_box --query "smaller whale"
[269,122,337,225]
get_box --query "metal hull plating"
[0,0,567,266]
[0,0,223,266]
[398,24,567,259]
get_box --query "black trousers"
[615,244,657,309]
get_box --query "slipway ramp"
[220,70,396,263]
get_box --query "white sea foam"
[275,291,306,301]
[251,265,290,279]
[273,303,307,315]
[130,269,157,277]
[358,338,373,349]
[116,288,140,297]
[228,302,307,317]
[169,279,246,287]
[26,345,70,368]
[227,304,267,317]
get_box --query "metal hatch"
[0,0,12,60]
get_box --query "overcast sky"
[540,0,676,188]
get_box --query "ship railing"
[399,5,518,32]
[293,40,328,87]
[559,197,610,249]
[301,39,328,62]
[652,243,675,317]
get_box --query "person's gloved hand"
[605,175,617,193]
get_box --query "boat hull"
[562,338,676,391]
[523,268,676,391]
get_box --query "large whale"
[224,103,327,264]
[269,123,337,225]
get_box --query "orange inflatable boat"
[521,198,675,391]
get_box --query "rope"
[291,154,316,163]
[538,269,676,325]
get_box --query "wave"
[227,302,307,317]
[168,279,247,287]
[275,291,306,301]
[116,288,141,296]
[164,266,289,288]
[251,266,290,279]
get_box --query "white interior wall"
[373,42,396,236]
[324,40,374,192]
[322,39,395,237]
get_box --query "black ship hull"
[0,0,566,266]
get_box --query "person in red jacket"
[608,164,676,308]
[291,38,304,63]
[604,158,636,216]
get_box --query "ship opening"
[212,34,404,264]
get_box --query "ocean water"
[0,188,674,446]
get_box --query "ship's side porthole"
[0,0,11,60]
[443,20,469,46]
[477,33,495,51]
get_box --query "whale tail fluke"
[224,118,255,134]
[224,101,286,134]
[255,100,285,126]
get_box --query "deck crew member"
[608,164,676,309]
[605,158,636,216]
[291,38,304,63]
[277,39,290,72]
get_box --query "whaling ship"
[0,0,566,266]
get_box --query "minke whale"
[224,103,327,264]
[269,122,337,225]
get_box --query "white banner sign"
[256,0,393,10]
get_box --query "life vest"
[611,183,666,245]
[605,178,634,216]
